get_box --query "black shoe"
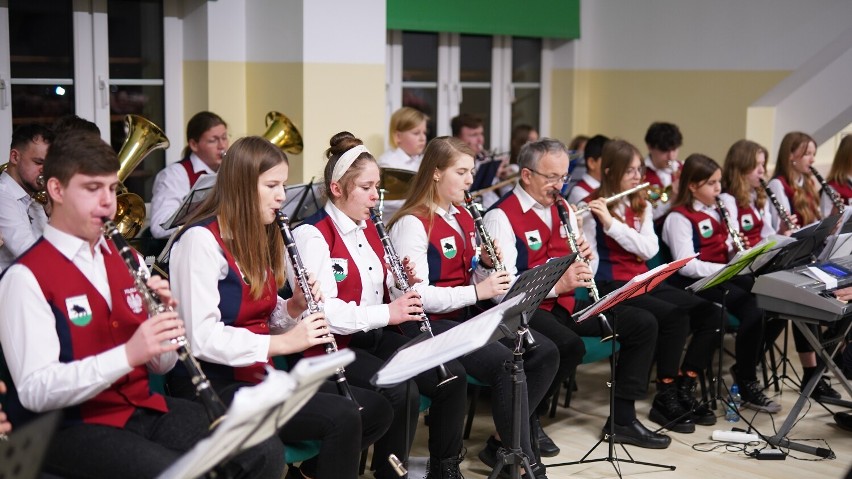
[426,451,466,479]
[649,383,696,433]
[530,462,548,479]
[477,435,501,469]
[677,375,717,426]
[602,418,671,449]
[531,414,560,457]
[739,379,781,413]
[808,376,842,400]
[834,411,852,432]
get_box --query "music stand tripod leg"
[546,309,676,478]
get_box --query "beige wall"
[551,69,791,162]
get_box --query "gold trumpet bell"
[115,192,146,239]
[263,111,303,154]
[647,184,672,206]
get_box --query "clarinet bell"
[436,363,458,387]
[523,329,539,351]
[598,314,616,342]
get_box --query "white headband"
[331,145,370,182]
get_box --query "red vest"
[493,193,575,312]
[189,218,278,384]
[827,180,852,207]
[16,239,167,428]
[644,160,681,187]
[591,200,649,282]
[300,209,389,355]
[415,209,477,320]
[735,203,764,248]
[670,205,728,263]
[179,157,207,188]
[574,179,595,195]
[774,175,818,220]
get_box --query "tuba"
[114,115,170,239]
[262,111,303,155]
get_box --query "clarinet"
[368,207,457,386]
[275,211,361,408]
[552,196,615,341]
[810,166,845,214]
[715,197,746,253]
[463,191,505,272]
[759,178,797,231]
[102,218,227,428]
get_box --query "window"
[388,30,547,152]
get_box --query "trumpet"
[552,195,615,342]
[759,178,797,231]
[647,184,672,207]
[574,182,650,215]
[276,211,361,407]
[715,197,746,253]
[102,218,227,428]
[810,166,845,214]
[369,207,457,386]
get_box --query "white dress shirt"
[718,192,775,240]
[150,154,217,239]
[579,199,658,275]
[0,171,48,272]
[378,148,421,220]
[291,202,397,334]
[766,177,795,232]
[0,225,176,412]
[483,186,580,301]
[662,200,733,278]
[389,206,482,313]
[818,178,851,218]
[645,155,680,221]
[566,173,600,205]
[170,225,301,367]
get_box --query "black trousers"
[347,328,467,479]
[45,396,284,479]
[400,317,559,465]
[169,375,388,479]
[599,281,721,379]
[668,274,785,382]
[547,301,657,401]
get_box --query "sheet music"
[158,350,354,479]
[373,294,524,388]
[686,239,778,291]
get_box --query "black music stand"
[161,174,217,232]
[158,350,355,479]
[471,159,502,193]
[282,180,324,225]
[0,411,60,479]
[548,257,694,478]
[753,214,839,276]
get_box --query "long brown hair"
[388,137,475,231]
[722,139,768,210]
[827,135,852,184]
[671,153,721,211]
[181,136,287,299]
[773,131,819,224]
[598,139,647,220]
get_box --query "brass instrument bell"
[263,111,303,155]
[0,163,48,205]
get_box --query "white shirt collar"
[581,173,600,188]
[692,199,716,214]
[189,153,217,175]
[43,224,111,262]
[325,201,367,236]
[435,204,461,219]
[644,155,678,174]
[514,186,548,213]
[0,170,29,202]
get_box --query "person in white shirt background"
[377,106,428,219]
[150,111,228,239]
[643,122,683,222]
[0,124,53,272]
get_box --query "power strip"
[756,448,786,460]
[711,429,760,443]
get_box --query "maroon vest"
[415,209,477,320]
[644,160,681,187]
[300,209,389,356]
[670,205,728,263]
[775,175,818,221]
[17,239,168,428]
[588,195,649,282]
[827,180,852,208]
[179,157,207,188]
[735,202,764,248]
[494,193,575,312]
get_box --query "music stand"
[753,214,840,276]
[161,174,217,232]
[282,180,324,224]
[158,350,355,479]
[471,159,502,193]
[0,411,61,479]
[549,257,693,478]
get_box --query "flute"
[759,178,797,231]
[552,195,615,341]
[715,197,746,253]
[574,182,650,215]
[276,211,361,408]
[810,166,845,214]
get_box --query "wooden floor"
[394,331,852,478]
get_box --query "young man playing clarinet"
[0,131,283,478]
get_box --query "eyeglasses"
[203,134,230,146]
[525,168,569,184]
[624,166,646,177]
